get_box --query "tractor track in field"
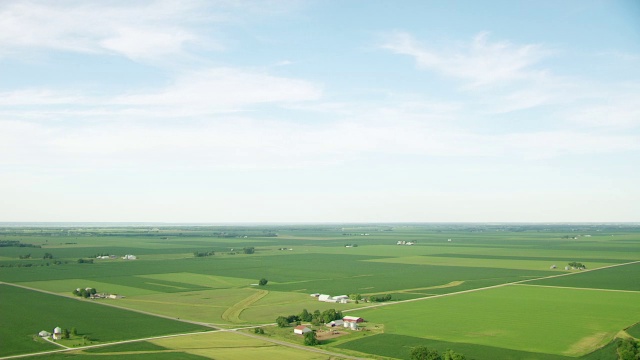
[221,288,268,323]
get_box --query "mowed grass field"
[1,224,639,359]
[0,284,208,357]
[352,282,640,357]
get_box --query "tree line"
[276,308,343,328]
[410,346,466,360]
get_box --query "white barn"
[294,325,312,335]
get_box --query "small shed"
[327,320,344,327]
[294,325,312,335]
[38,330,51,337]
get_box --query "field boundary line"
[344,259,640,313]
[512,283,640,293]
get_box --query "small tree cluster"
[304,331,319,346]
[617,338,640,360]
[259,278,268,286]
[43,253,54,259]
[253,327,265,334]
[368,294,392,302]
[243,247,255,254]
[19,254,31,259]
[410,346,466,360]
[77,258,94,264]
[276,308,343,327]
[568,262,586,269]
[193,251,215,257]
[72,288,97,298]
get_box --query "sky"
[1,0,639,223]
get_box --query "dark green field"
[336,333,620,360]
[528,262,640,291]
[0,284,208,357]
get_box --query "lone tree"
[303,331,319,346]
[259,278,268,286]
[276,316,289,328]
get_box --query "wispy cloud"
[0,0,217,61]
[381,31,550,87]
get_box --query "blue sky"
[1,0,639,222]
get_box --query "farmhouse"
[294,325,312,335]
[52,327,62,340]
[343,316,364,323]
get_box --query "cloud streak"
[382,31,550,87]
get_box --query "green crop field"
[1,223,639,359]
[0,284,208,357]
[528,262,640,291]
[352,283,640,356]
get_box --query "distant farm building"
[343,316,364,323]
[52,327,62,340]
[345,322,359,330]
[38,330,51,337]
[316,294,350,303]
[122,254,137,260]
[294,325,312,335]
[327,320,344,327]
[550,264,557,269]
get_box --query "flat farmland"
[1,224,639,359]
[353,282,640,356]
[528,261,640,291]
[0,284,208,357]
[149,331,334,359]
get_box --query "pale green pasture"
[117,288,259,323]
[138,272,254,289]
[151,331,328,359]
[20,278,158,297]
[365,255,616,271]
[306,243,638,262]
[134,253,194,260]
[356,284,640,356]
[241,291,361,323]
